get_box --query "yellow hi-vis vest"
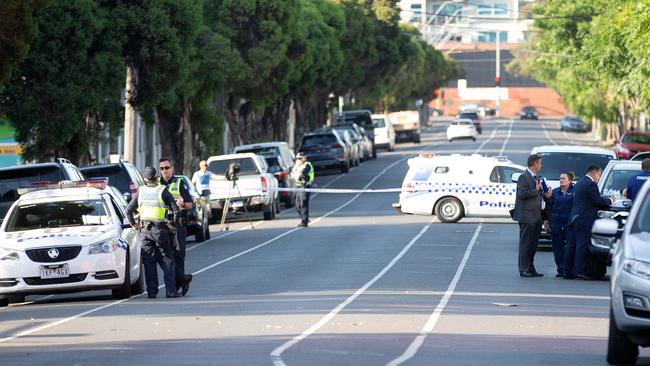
[159,176,181,199]
[305,162,314,184]
[138,185,167,222]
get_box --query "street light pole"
[496,31,501,118]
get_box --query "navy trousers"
[549,221,568,274]
[295,191,311,225]
[172,225,188,290]
[563,219,591,276]
[140,225,176,297]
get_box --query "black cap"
[143,166,157,180]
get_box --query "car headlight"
[591,236,614,250]
[88,239,119,255]
[0,247,19,260]
[598,210,616,219]
[617,145,630,154]
[624,259,650,279]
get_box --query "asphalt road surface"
[1,117,644,365]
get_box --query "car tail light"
[77,178,109,189]
[128,181,138,194]
[274,171,288,180]
[261,176,268,193]
[331,143,342,149]
[404,182,414,193]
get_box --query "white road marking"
[0,156,409,344]
[498,119,513,156]
[270,219,436,366]
[542,121,557,145]
[386,223,483,366]
[473,123,501,154]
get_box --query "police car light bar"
[16,178,110,195]
[418,153,437,158]
[75,178,109,189]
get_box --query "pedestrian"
[191,160,213,194]
[563,165,615,280]
[126,167,180,298]
[291,152,314,227]
[625,158,650,202]
[513,154,546,277]
[158,158,193,296]
[546,171,575,277]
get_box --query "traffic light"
[432,89,441,99]
[495,76,501,87]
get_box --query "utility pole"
[495,31,501,118]
[123,65,136,164]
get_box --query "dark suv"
[0,158,85,219]
[334,110,377,158]
[80,161,144,202]
[298,129,350,173]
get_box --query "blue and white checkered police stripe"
[247,182,516,195]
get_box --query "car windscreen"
[340,114,373,129]
[0,166,63,208]
[301,134,337,147]
[632,193,650,234]
[208,158,259,177]
[333,127,359,141]
[236,146,281,158]
[81,166,128,192]
[536,152,614,181]
[265,157,282,173]
[523,107,536,112]
[5,199,110,232]
[372,118,386,128]
[601,169,639,196]
[458,112,478,119]
[623,134,650,145]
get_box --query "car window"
[373,118,386,128]
[489,167,500,183]
[602,169,639,196]
[236,146,281,159]
[0,166,63,205]
[500,166,524,183]
[265,157,283,173]
[208,158,259,176]
[108,196,126,224]
[301,134,337,147]
[632,153,650,161]
[5,199,110,232]
[622,134,650,145]
[536,152,614,181]
[632,193,650,234]
[459,112,478,119]
[81,166,129,192]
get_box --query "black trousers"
[518,221,542,274]
[295,191,310,225]
[172,225,188,288]
[140,225,175,296]
[563,219,590,276]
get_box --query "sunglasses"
[160,166,172,171]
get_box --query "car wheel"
[195,224,206,242]
[413,134,421,144]
[448,139,452,142]
[585,251,607,280]
[7,295,25,304]
[263,202,274,220]
[607,307,638,365]
[472,137,476,141]
[341,161,349,174]
[209,209,219,225]
[0,297,8,307]
[112,251,132,299]
[131,264,145,295]
[435,197,464,223]
[274,196,281,214]
[372,145,377,159]
[285,194,294,208]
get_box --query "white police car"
[0,179,143,306]
[394,154,525,222]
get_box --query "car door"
[108,195,139,279]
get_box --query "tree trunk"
[156,107,179,168]
[177,96,193,175]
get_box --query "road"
[0,117,644,365]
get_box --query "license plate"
[40,266,69,279]
[231,201,244,208]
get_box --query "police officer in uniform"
[126,167,180,298]
[158,158,193,296]
[625,158,650,201]
[291,153,314,227]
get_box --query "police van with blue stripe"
[394,154,525,222]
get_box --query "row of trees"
[510,0,650,138]
[0,0,456,173]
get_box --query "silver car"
[593,181,650,364]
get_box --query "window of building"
[410,3,422,22]
[477,3,509,17]
[477,31,508,43]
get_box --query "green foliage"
[0,1,46,85]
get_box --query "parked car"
[388,110,421,143]
[234,142,296,207]
[614,131,650,160]
[447,119,478,142]
[334,110,377,158]
[206,153,280,222]
[560,115,589,132]
[0,158,85,221]
[519,106,539,120]
[457,111,482,134]
[297,129,350,173]
[332,125,362,165]
[592,181,650,365]
[80,160,145,203]
[632,151,650,161]
[459,102,494,117]
[332,122,373,160]
[372,113,395,151]
[175,175,211,243]
[262,156,296,208]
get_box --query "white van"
[394,154,525,222]
[372,114,395,151]
[531,145,616,189]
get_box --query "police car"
[0,179,143,306]
[394,154,525,222]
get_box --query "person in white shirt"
[191,160,212,193]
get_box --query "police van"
[393,154,525,222]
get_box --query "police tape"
[226,183,517,195]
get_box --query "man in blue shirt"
[626,158,650,201]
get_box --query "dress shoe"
[180,274,192,296]
[297,223,308,227]
[520,271,535,277]
[574,274,591,281]
[563,274,575,280]
[166,293,179,298]
[147,293,157,299]
[555,273,564,278]
[532,272,544,277]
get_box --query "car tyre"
[7,295,25,304]
[112,251,132,300]
[263,202,274,220]
[472,137,477,141]
[340,161,350,174]
[0,297,8,307]
[607,307,638,365]
[372,145,377,159]
[413,134,421,144]
[285,194,294,208]
[195,224,206,242]
[585,251,607,280]
[131,264,145,295]
[435,197,464,223]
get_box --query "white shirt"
[192,170,212,192]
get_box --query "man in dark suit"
[563,164,614,280]
[513,154,546,277]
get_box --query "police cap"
[296,152,306,159]
[143,166,157,180]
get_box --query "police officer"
[625,158,650,201]
[126,167,180,298]
[158,158,193,296]
[291,153,314,227]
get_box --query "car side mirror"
[122,223,132,230]
[201,189,211,197]
[511,172,521,183]
[592,219,621,239]
[123,192,131,202]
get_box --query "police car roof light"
[76,177,109,190]
[493,155,509,162]
[418,153,436,158]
